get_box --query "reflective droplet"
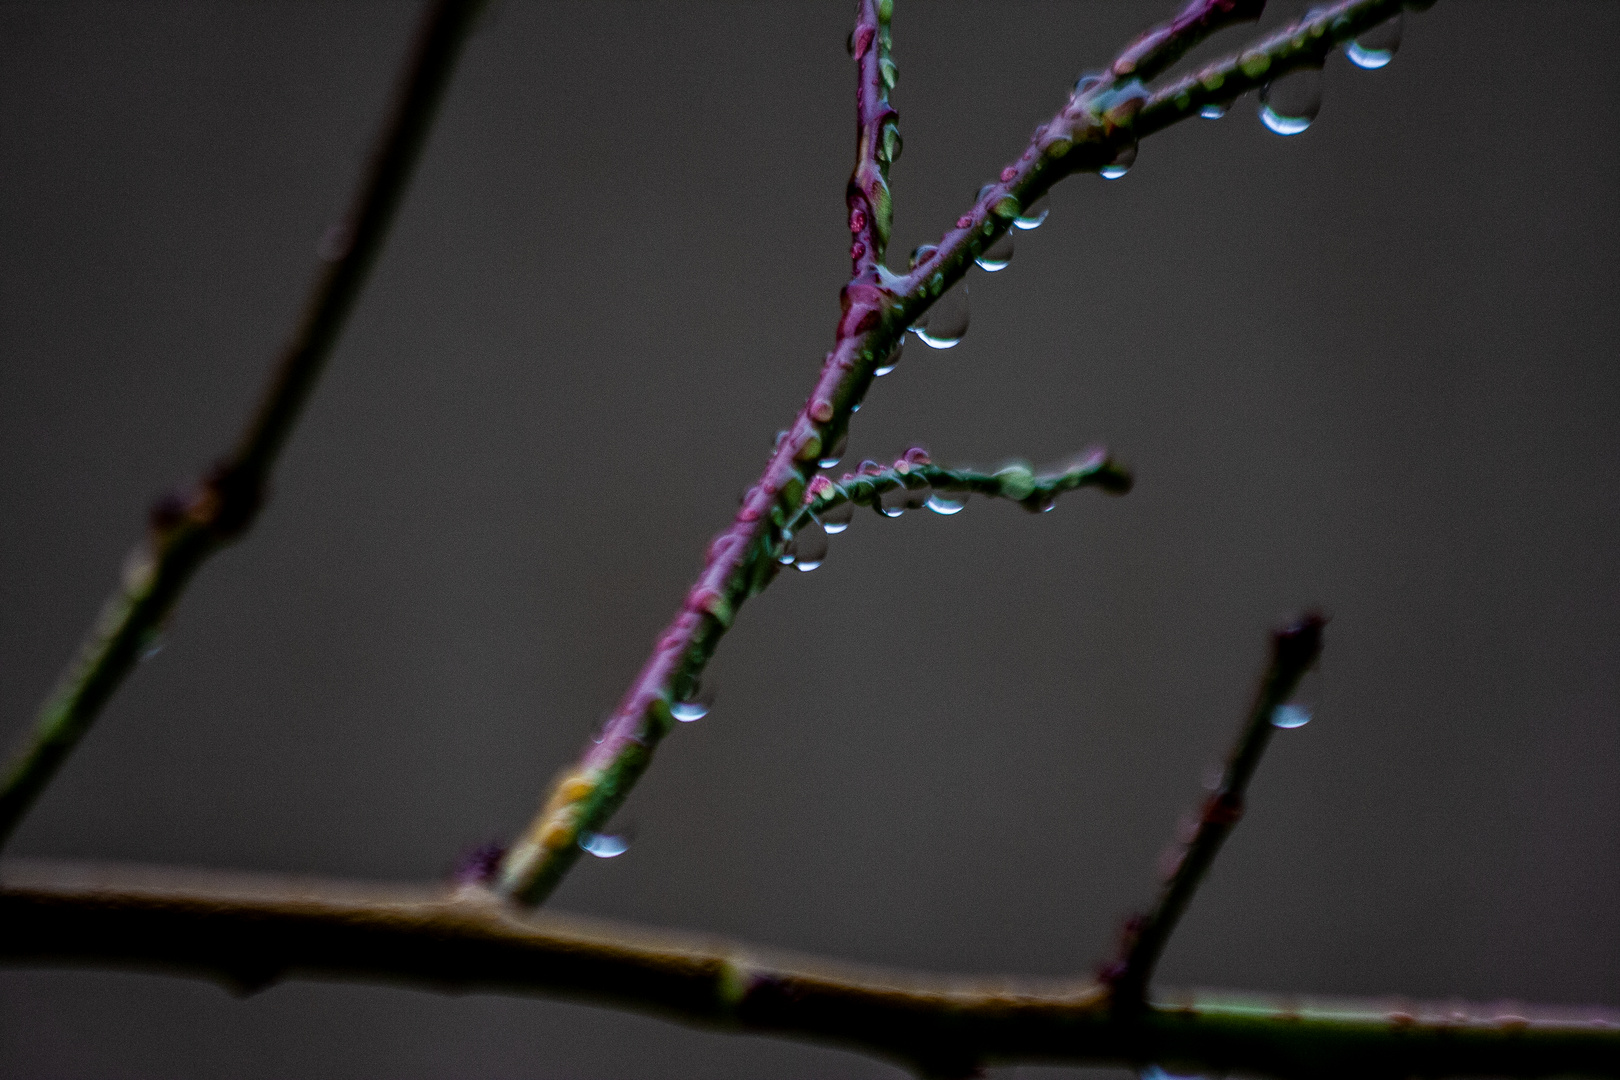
[878,485,909,518]
[909,285,969,349]
[1012,195,1049,230]
[818,431,848,470]
[1270,703,1312,729]
[898,482,930,510]
[874,339,903,376]
[975,232,1014,272]
[1100,141,1137,180]
[820,500,854,534]
[1258,69,1322,135]
[793,519,828,572]
[1140,1066,1203,1080]
[138,632,165,662]
[1346,13,1402,69]
[1200,99,1231,119]
[1073,71,1104,97]
[672,682,715,722]
[580,832,630,858]
[926,492,967,515]
[909,243,938,271]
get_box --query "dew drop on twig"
[1346,13,1402,69]
[1259,69,1322,135]
[975,232,1015,271]
[910,285,969,349]
[580,832,631,858]
[926,492,967,515]
[672,681,714,722]
[820,500,854,534]
[1100,141,1137,180]
[874,338,903,376]
[792,519,828,572]
[1012,195,1049,231]
[1270,704,1312,729]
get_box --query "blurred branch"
[0,0,486,850]
[4,860,1616,1080]
[1105,615,1326,1006]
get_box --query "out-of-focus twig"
[1105,614,1326,1005]
[0,0,486,849]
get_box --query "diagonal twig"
[0,0,488,850]
[1105,614,1327,1006]
[4,859,1617,1080]
[803,448,1132,520]
[494,0,1409,907]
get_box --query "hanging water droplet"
[672,682,715,722]
[1258,69,1322,135]
[777,529,797,565]
[909,285,969,349]
[909,243,938,271]
[1012,195,1049,230]
[1139,1066,1204,1080]
[1270,703,1312,729]
[878,485,909,518]
[138,631,166,662]
[898,482,930,511]
[818,431,848,470]
[874,339,903,376]
[1346,12,1402,69]
[974,232,1014,272]
[580,832,631,858]
[820,500,854,534]
[793,519,828,571]
[1200,99,1232,119]
[926,492,967,515]
[1100,141,1137,180]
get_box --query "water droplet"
[820,500,854,534]
[909,285,969,349]
[908,243,937,270]
[1270,703,1312,729]
[1073,71,1104,96]
[818,431,848,470]
[926,492,967,515]
[1140,1066,1203,1080]
[580,832,630,858]
[878,485,910,518]
[1012,195,1048,230]
[793,519,828,571]
[1200,99,1232,119]
[1099,141,1137,180]
[1346,12,1402,69]
[1258,69,1322,135]
[874,339,903,376]
[672,682,715,722]
[138,632,165,662]
[975,232,1014,272]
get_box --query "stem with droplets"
[494,0,1414,907]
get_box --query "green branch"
[0,0,486,849]
[3,860,1615,1080]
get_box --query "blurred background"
[1,1,1616,1077]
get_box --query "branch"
[493,0,1410,906]
[4,861,1616,1080]
[847,0,898,277]
[803,447,1132,521]
[0,0,486,850]
[1106,615,1326,1005]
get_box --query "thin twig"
[1105,614,1327,1006]
[3,860,1616,1080]
[847,0,898,278]
[495,0,1405,907]
[803,448,1132,521]
[0,0,486,849]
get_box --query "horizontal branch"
[803,448,1132,521]
[3,861,1615,1080]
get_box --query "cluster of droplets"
[1186,13,1403,136]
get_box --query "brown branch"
[1106,615,1326,1005]
[0,0,487,850]
[3,860,1616,1080]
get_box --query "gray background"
[1,1,1616,1077]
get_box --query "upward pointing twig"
[847,0,898,279]
[1105,613,1326,1006]
[0,0,487,850]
